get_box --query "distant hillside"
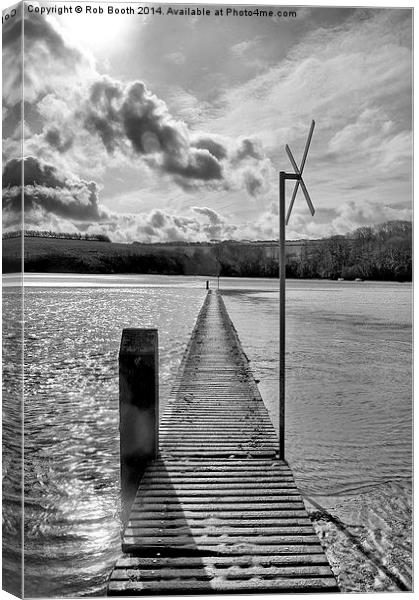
[2,236,280,277]
[2,221,411,281]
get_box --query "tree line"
[287,221,411,281]
[2,220,411,281]
[2,230,111,242]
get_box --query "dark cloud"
[229,137,268,197]
[150,210,166,228]
[191,205,238,239]
[80,79,267,193]
[121,81,180,156]
[84,77,124,153]
[24,183,101,221]
[172,215,200,232]
[192,206,223,225]
[192,136,228,160]
[137,210,203,242]
[243,170,264,196]
[4,11,268,197]
[233,138,263,162]
[3,8,92,109]
[44,128,74,153]
[2,157,107,223]
[166,148,223,182]
[84,77,224,184]
[2,158,22,189]
[3,156,64,188]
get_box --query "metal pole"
[217,243,221,290]
[279,172,286,459]
[279,120,315,459]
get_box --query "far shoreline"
[3,222,412,283]
[2,272,412,288]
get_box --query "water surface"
[223,279,412,592]
[2,275,412,594]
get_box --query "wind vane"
[278,120,316,459]
[285,120,316,224]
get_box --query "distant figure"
[206,280,209,290]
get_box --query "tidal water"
[2,275,412,595]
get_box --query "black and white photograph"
[2,0,413,597]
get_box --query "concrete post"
[119,329,158,519]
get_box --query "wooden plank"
[142,472,295,479]
[136,487,299,495]
[127,518,314,527]
[124,528,318,541]
[114,554,332,568]
[130,502,306,511]
[111,565,335,580]
[121,543,327,556]
[158,450,278,457]
[141,475,296,483]
[108,578,339,594]
[128,511,310,521]
[147,459,291,468]
[122,534,322,547]
[132,495,303,505]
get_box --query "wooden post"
[119,329,158,520]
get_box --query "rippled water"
[223,279,412,592]
[3,281,207,597]
[2,275,412,595]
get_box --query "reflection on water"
[3,285,206,597]
[2,277,412,594]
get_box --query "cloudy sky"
[2,2,412,242]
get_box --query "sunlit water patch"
[3,285,205,597]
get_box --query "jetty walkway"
[108,290,338,594]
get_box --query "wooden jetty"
[108,290,339,594]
